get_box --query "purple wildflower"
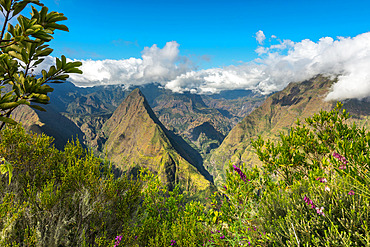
[348,190,355,195]
[223,185,227,190]
[339,164,347,170]
[333,152,349,166]
[304,196,325,216]
[170,240,176,245]
[316,177,327,183]
[233,165,246,182]
[303,195,316,209]
[220,235,225,239]
[114,235,123,247]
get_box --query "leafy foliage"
[0,0,82,129]
[0,125,142,246]
[214,102,370,246]
[1,102,369,246]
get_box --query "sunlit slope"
[207,75,339,186]
[103,88,213,193]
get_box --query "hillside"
[43,82,263,155]
[140,84,265,156]
[102,88,213,193]
[12,104,85,150]
[207,75,370,186]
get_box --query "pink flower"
[316,177,328,183]
[316,206,325,216]
[333,152,349,166]
[348,190,355,195]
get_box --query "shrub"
[114,169,211,247]
[217,102,370,246]
[0,125,142,246]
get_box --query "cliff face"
[103,88,213,192]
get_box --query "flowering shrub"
[248,102,370,245]
[207,103,370,246]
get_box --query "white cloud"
[255,30,266,45]
[65,41,193,87]
[38,32,370,101]
[166,32,370,100]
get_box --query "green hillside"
[207,75,370,186]
[103,88,214,193]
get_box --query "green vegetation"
[0,125,142,246]
[215,102,370,246]
[1,102,369,246]
[0,0,82,129]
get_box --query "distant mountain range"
[12,75,370,190]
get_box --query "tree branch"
[0,9,10,41]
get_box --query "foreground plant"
[216,103,370,246]
[0,0,82,129]
[0,125,142,246]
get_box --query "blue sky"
[31,0,370,100]
[42,0,370,67]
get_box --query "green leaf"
[0,101,20,110]
[8,51,23,61]
[0,158,13,184]
[32,58,44,67]
[12,1,28,17]
[35,48,53,57]
[29,104,46,111]
[0,116,17,125]
[46,22,68,32]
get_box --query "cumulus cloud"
[41,32,370,101]
[166,32,370,100]
[64,41,193,87]
[255,30,266,45]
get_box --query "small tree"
[0,0,82,129]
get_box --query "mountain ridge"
[207,75,370,186]
[103,88,213,192]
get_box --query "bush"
[114,169,212,247]
[216,102,370,246]
[3,102,369,246]
[0,125,142,246]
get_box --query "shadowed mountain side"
[103,88,213,192]
[207,75,338,186]
[190,122,225,143]
[12,104,85,150]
